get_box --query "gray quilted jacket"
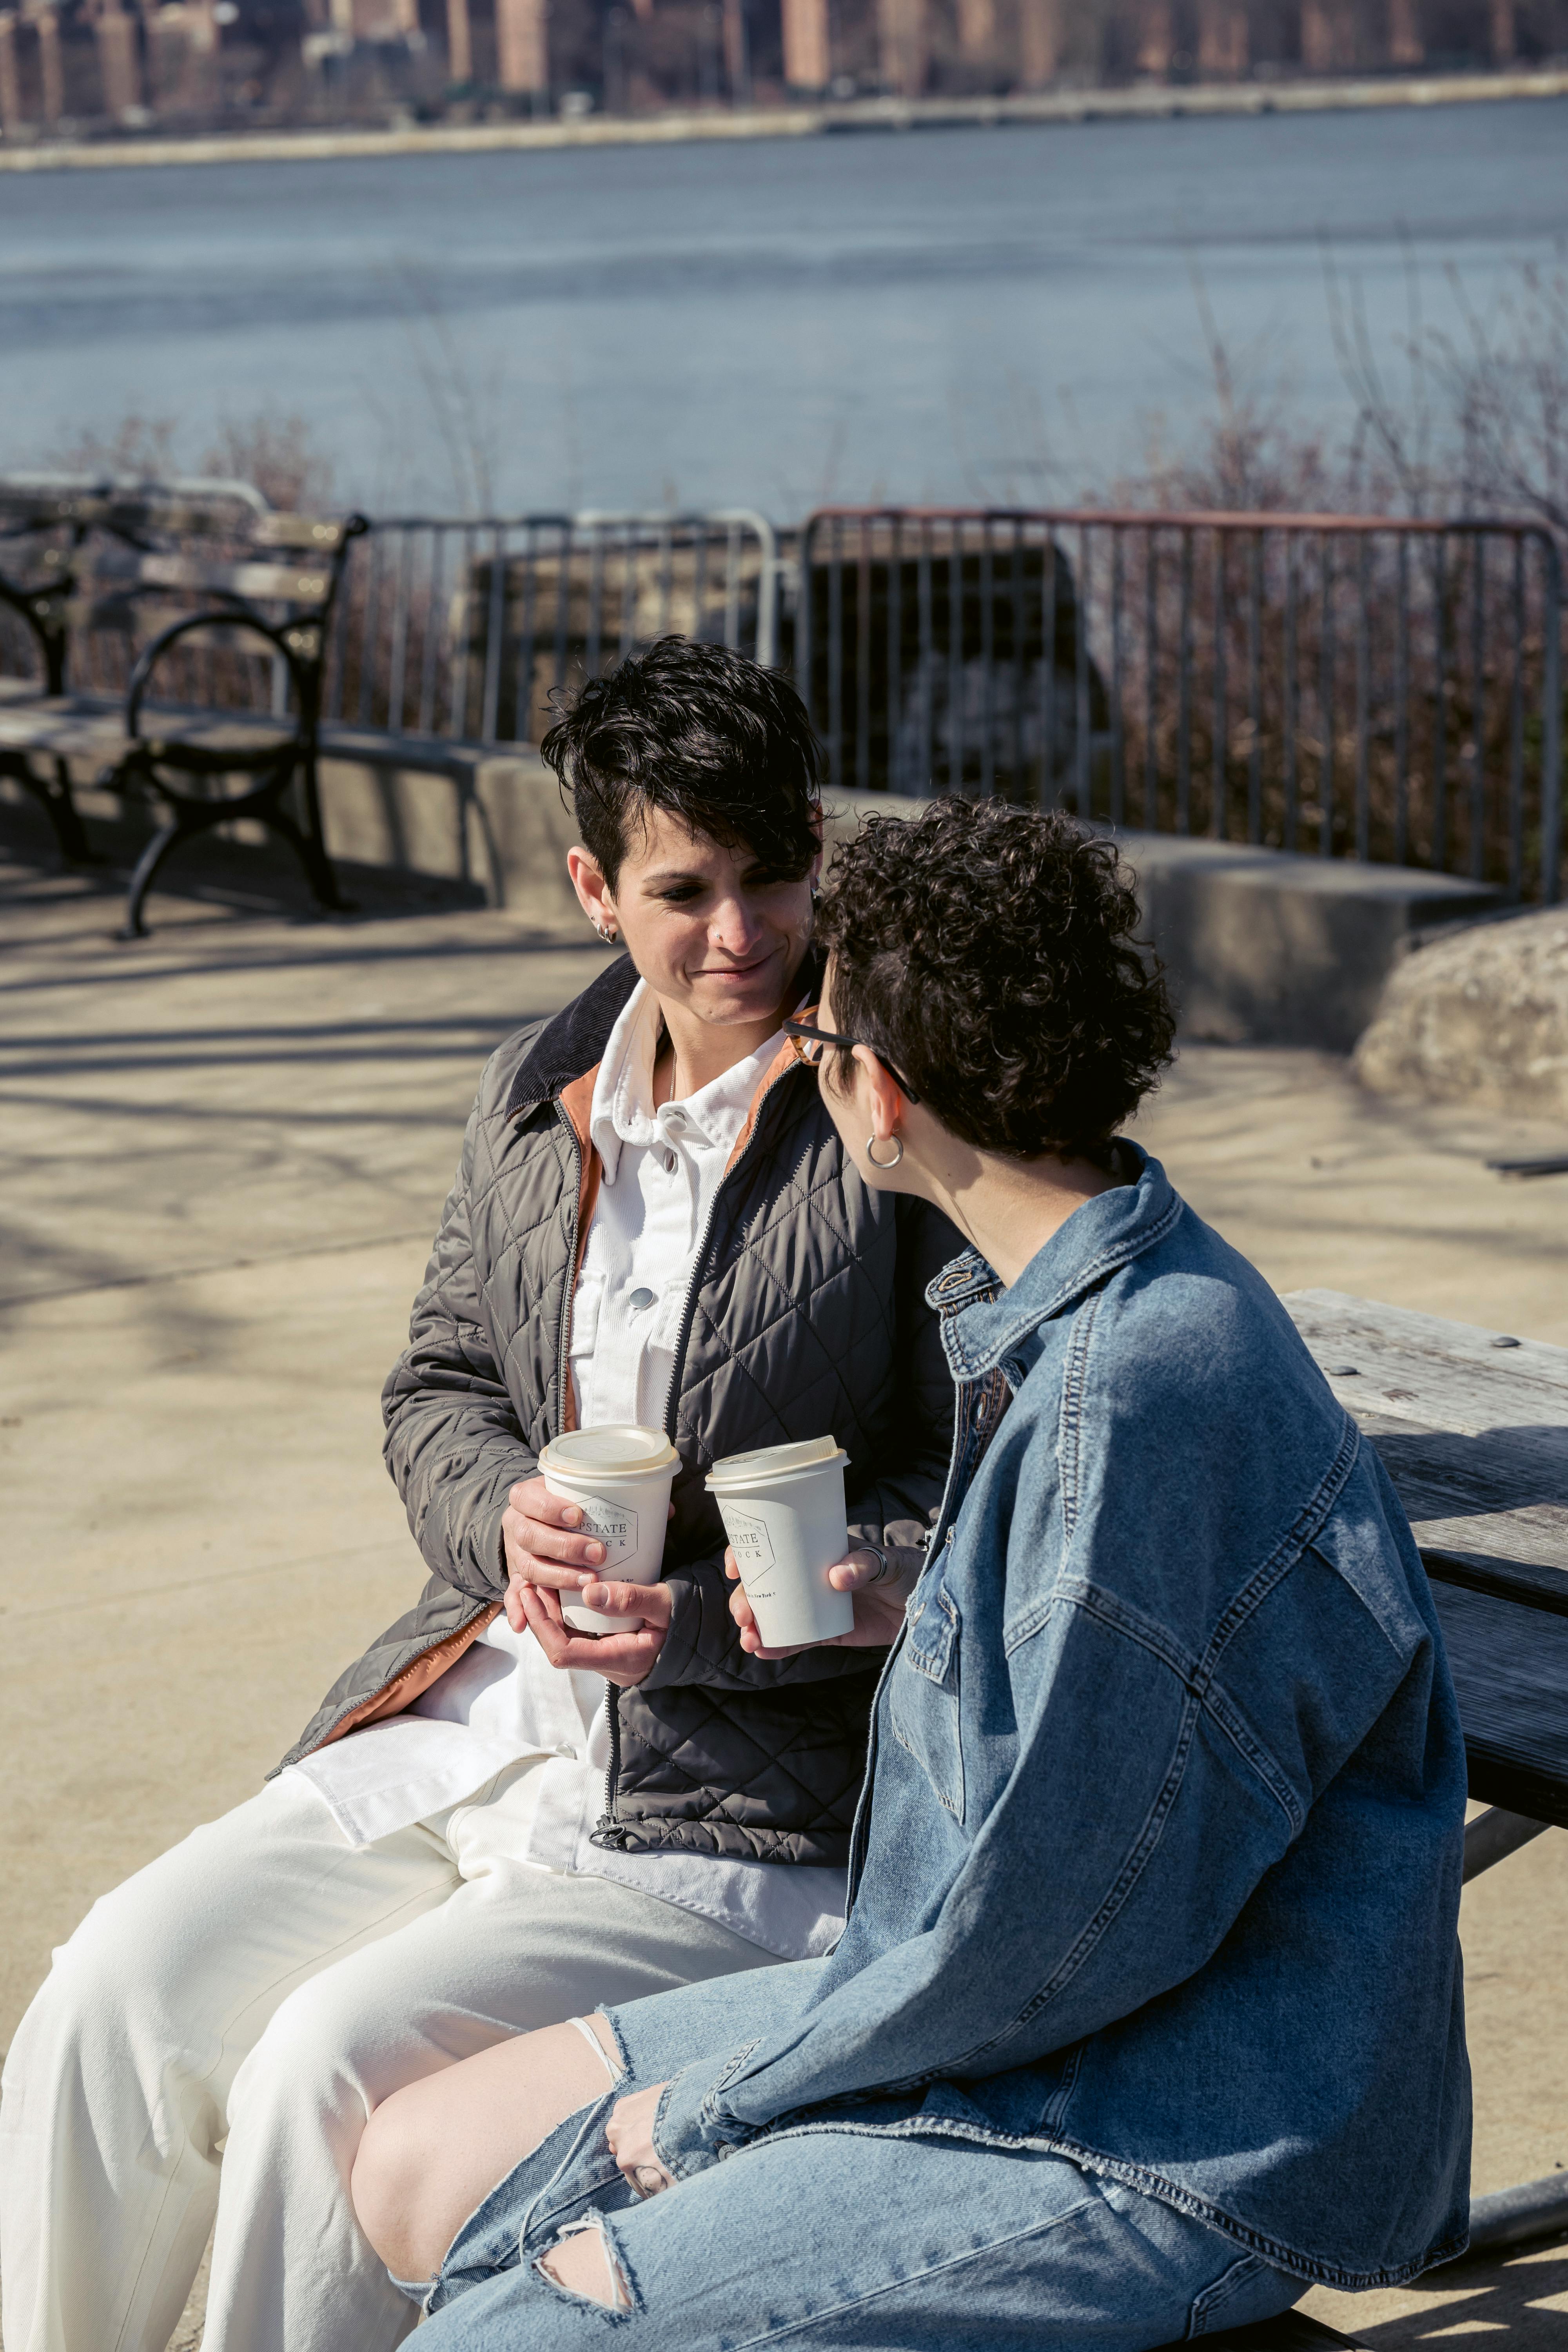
[277,953,956,1866]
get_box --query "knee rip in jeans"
[535,2215,637,2315]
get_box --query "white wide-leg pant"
[0,1767,774,2352]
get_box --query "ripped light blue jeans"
[413,1966,1303,2352]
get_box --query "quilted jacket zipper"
[593,1054,805,1848]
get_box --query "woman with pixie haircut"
[0,644,954,2352]
[350,799,1470,2352]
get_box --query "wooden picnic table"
[1286,1292,1568,1832]
[1155,1294,1568,2352]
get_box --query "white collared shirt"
[287,979,847,1962]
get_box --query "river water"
[2,97,1565,518]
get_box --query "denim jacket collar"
[930,1144,1184,1384]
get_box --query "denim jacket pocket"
[889,1575,965,1820]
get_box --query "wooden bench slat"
[81,549,334,604]
[1287,1290,1568,1434]
[1434,1580,1568,1828]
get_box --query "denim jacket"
[651,1149,1471,2290]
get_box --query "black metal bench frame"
[0,484,368,936]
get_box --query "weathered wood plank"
[1283,1289,1568,1437]
[1435,1580,1568,1828]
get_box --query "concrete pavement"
[2,821,1567,2347]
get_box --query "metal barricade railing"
[323,510,779,748]
[798,508,1565,905]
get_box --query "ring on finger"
[632,2165,668,2199]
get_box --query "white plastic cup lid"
[707,1435,845,1486]
[540,1425,679,1478]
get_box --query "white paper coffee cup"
[538,1425,679,1634]
[706,1436,856,1649]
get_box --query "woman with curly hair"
[350,798,1470,2352]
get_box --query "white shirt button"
[629,1287,656,1312]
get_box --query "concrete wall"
[315,748,1506,1053]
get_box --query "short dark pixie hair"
[814,799,1176,1161]
[539,638,822,889]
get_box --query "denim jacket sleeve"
[651,1431,1421,2181]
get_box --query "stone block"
[1354,906,1568,1116]
[1101,831,1505,1054]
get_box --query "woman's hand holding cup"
[725,1542,922,1659]
[520,1577,673,1689]
[501,1474,616,1630]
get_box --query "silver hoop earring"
[866,1134,904,1169]
[593,919,617,944]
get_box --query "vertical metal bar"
[1143,530,1158,828]
[481,521,506,744]
[1009,517,1025,802]
[1247,530,1263,844]
[355,525,383,724]
[1541,536,1563,904]
[550,521,571,707]
[1176,528,1193,833]
[585,526,605,680]
[417,530,444,737]
[1075,522,1091,815]
[1110,526,1125,828]
[723,521,742,652]
[324,528,358,722]
[1394,534,1410,867]
[448,525,476,737]
[618,521,639,661]
[1468,530,1486,880]
[1432,533,1450,872]
[1354,533,1371,861]
[657,522,675,639]
[752,518,778,669]
[1318,531,1334,855]
[947,522,965,796]
[385,527,413,733]
[1043,526,1058,808]
[1283,533,1299,852]
[796,517,815,739]
[1210,528,1226,839]
[980,514,995,802]
[856,515,872,797]
[1508,534,1526,900]
[512,524,538,745]
[887,511,903,796]
[917,519,934,795]
[828,516,844,794]
[691,526,711,649]
[982,513,992,804]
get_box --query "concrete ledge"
[317,762,1509,1050]
[1100,830,1507,1053]
[7,735,1511,1052]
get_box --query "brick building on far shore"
[0,0,1563,145]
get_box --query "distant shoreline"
[2,64,1566,174]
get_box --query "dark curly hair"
[539,639,822,890]
[813,799,1175,1161]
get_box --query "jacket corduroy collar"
[932,1144,1185,1382]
